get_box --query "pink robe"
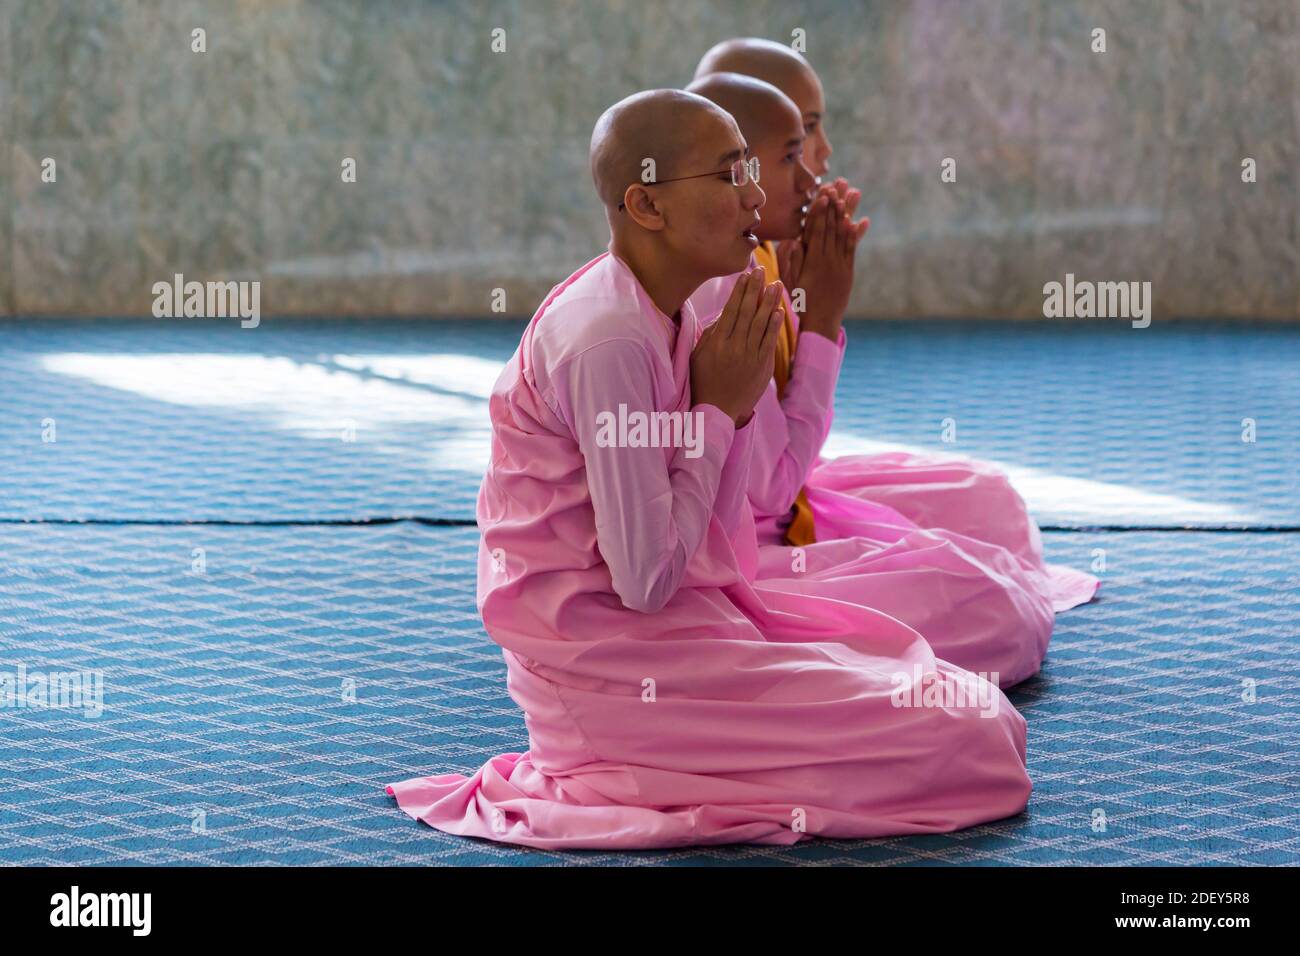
[688,267,1100,689]
[386,252,1033,849]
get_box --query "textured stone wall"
[0,0,1296,319]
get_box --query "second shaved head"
[687,72,814,242]
[685,72,800,149]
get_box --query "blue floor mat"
[2,318,1297,527]
[2,524,1296,866]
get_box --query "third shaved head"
[695,37,833,178]
[694,37,816,92]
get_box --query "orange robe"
[753,240,817,547]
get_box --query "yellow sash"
[753,242,816,547]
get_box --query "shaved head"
[694,37,815,91]
[589,88,738,211]
[686,72,801,147]
[689,70,812,242]
[695,37,833,178]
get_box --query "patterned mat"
[2,318,1296,527]
[2,524,1295,866]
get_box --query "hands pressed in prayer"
[774,177,867,289]
[775,232,805,291]
[691,265,785,428]
[823,176,865,221]
[791,184,869,343]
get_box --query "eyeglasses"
[618,156,760,210]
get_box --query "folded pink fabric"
[687,270,1101,688]
[804,451,1101,616]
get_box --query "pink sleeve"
[712,412,756,537]
[554,338,738,614]
[749,326,846,515]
